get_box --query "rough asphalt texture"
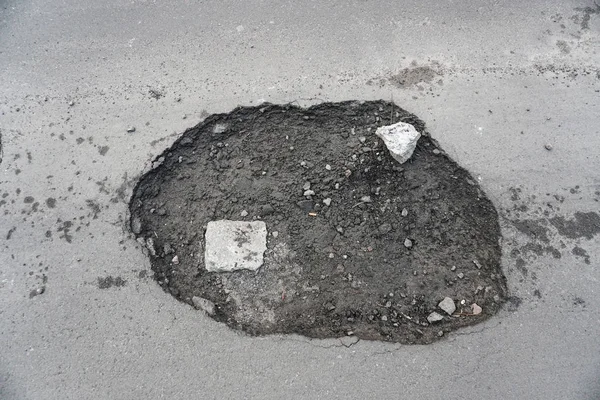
[129,101,507,344]
[1,0,599,399]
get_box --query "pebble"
[401,208,408,217]
[127,126,136,133]
[272,231,279,238]
[472,303,482,315]
[427,311,444,323]
[68,100,75,106]
[544,144,553,151]
[240,210,248,217]
[379,223,392,234]
[323,198,332,206]
[404,238,413,248]
[339,335,359,347]
[163,243,174,255]
[438,330,444,337]
[171,255,179,265]
[358,136,366,143]
[261,205,275,215]
[457,272,464,279]
[131,217,142,235]
[146,238,157,256]
[325,164,332,170]
[360,196,372,203]
[335,183,340,190]
[303,190,315,197]
[473,259,482,269]
[433,149,441,155]
[438,297,456,315]
[303,182,311,190]
[450,265,456,271]
[192,296,216,315]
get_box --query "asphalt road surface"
[1,0,599,399]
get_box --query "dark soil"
[129,100,507,344]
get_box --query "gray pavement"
[1,0,599,398]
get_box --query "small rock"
[471,303,482,315]
[171,255,179,265]
[404,238,413,248]
[303,182,311,190]
[437,330,444,337]
[358,136,366,143]
[427,311,444,323]
[68,100,75,106]
[303,190,315,197]
[272,231,279,238]
[381,315,388,321]
[127,126,136,133]
[432,149,441,155]
[379,223,392,234]
[296,200,314,212]
[163,243,174,255]
[473,259,482,269]
[544,144,553,151]
[438,297,456,315]
[131,217,142,235]
[261,205,275,215]
[323,198,332,206]
[344,169,352,178]
[339,335,359,347]
[146,238,157,256]
[457,272,464,279]
[240,210,248,217]
[192,296,215,315]
[360,196,372,203]
[325,164,332,170]
[375,122,421,164]
[401,208,408,217]
[450,265,456,271]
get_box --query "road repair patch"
[129,100,508,344]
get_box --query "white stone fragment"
[375,122,421,164]
[204,220,267,273]
[427,311,444,323]
[438,297,456,315]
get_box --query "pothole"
[129,100,507,344]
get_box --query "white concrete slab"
[204,220,267,273]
